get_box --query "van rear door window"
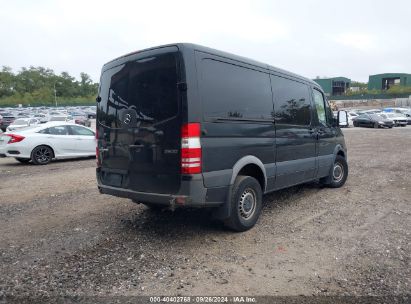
[200,59,273,120]
[98,52,179,128]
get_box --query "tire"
[224,176,263,232]
[31,145,53,165]
[321,155,348,188]
[15,157,30,164]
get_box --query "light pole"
[54,82,57,107]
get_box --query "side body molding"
[230,155,267,192]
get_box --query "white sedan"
[0,122,96,164]
[6,118,40,132]
[379,113,408,127]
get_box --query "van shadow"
[118,181,324,238]
[0,156,95,167]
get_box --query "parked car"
[0,122,96,164]
[347,112,359,126]
[352,114,393,128]
[6,118,40,132]
[70,113,91,127]
[84,110,96,119]
[32,113,49,123]
[49,115,74,123]
[383,108,411,124]
[379,113,407,127]
[96,43,348,232]
[0,113,16,131]
[362,109,382,115]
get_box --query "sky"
[1,0,410,83]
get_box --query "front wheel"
[31,145,53,165]
[224,176,262,232]
[321,155,348,188]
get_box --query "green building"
[313,77,351,97]
[368,73,411,90]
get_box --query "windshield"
[97,51,179,129]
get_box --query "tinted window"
[69,125,94,136]
[200,59,273,120]
[98,52,179,128]
[313,89,326,125]
[271,76,311,125]
[47,126,70,135]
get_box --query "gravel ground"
[0,127,410,300]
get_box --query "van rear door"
[97,47,182,194]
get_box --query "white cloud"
[332,33,377,51]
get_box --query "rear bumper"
[96,170,228,208]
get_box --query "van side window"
[271,76,311,125]
[200,59,273,120]
[313,89,327,125]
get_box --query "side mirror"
[338,111,349,128]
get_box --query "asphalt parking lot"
[0,127,410,299]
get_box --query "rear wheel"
[15,157,30,164]
[31,145,53,165]
[224,176,262,232]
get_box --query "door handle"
[129,144,144,148]
[100,148,109,152]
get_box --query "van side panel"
[194,51,276,190]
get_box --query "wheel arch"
[230,156,267,193]
[31,144,55,159]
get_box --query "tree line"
[0,66,98,106]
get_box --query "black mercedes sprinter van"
[96,43,348,231]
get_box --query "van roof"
[103,43,320,89]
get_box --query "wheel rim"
[35,147,51,163]
[332,162,344,183]
[238,188,257,220]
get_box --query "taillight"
[181,123,201,174]
[7,134,25,144]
